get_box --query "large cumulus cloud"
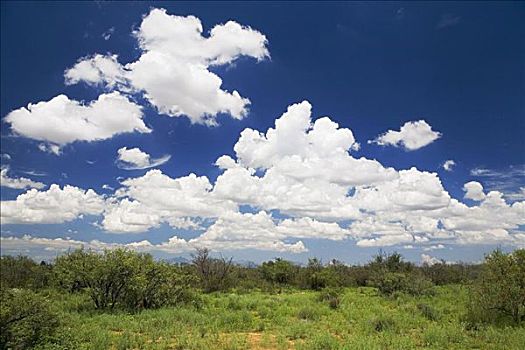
[65,8,269,126]
[3,101,523,253]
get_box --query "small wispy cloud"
[116,147,171,170]
[1,166,46,190]
[504,187,525,202]
[102,184,114,191]
[437,14,461,29]
[442,160,455,171]
[38,143,61,155]
[21,169,47,177]
[470,164,525,201]
[423,244,445,252]
[102,27,115,41]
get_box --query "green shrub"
[0,288,59,349]
[174,287,205,309]
[286,322,311,340]
[466,249,525,325]
[54,248,196,310]
[123,258,195,310]
[368,251,414,274]
[299,258,341,290]
[260,258,297,286]
[369,271,434,296]
[422,262,482,285]
[0,256,52,290]
[370,272,407,295]
[404,273,435,296]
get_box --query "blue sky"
[1,1,524,264]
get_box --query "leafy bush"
[370,272,408,295]
[54,248,140,309]
[0,256,52,290]
[367,251,414,274]
[259,258,297,286]
[404,272,435,296]
[295,258,342,290]
[466,249,525,325]
[367,252,434,296]
[123,257,195,310]
[54,248,194,310]
[0,288,59,349]
[370,272,435,296]
[174,287,205,309]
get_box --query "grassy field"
[41,285,524,350]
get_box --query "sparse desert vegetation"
[1,249,524,349]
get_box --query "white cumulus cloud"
[116,147,171,170]
[463,181,486,201]
[0,166,45,190]
[1,185,105,224]
[65,54,126,88]
[369,120,442,150]
[2,101,524,253]
[101,170,236,233]
[65,8,269,126]
[4,92,150,153]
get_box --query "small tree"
[368,251,413,274]
[55,248,194,310]
[260,258,296,286]
[192,248,233,292]
[304,258,327,290]
[54,248,138,309]
[467,249,525,325]
[367,251,433,296]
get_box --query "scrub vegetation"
[1,249,524,349]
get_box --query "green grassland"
[39,285,524,350]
